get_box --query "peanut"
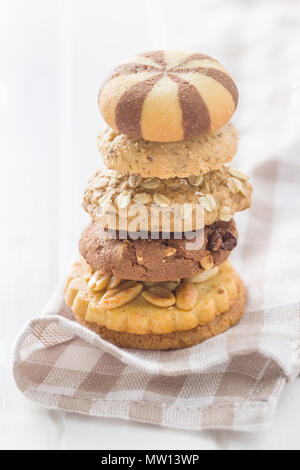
[142,286,176,307]
[88,271,111,291]
[187,267,219,283]
[99,281,143,309]
[200,255,214,271]
[164,247,176,257]
[175,282,199,310]
[107,276,122,289]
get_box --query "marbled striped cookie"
[98,50,238,142]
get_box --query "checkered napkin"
[12,153,300,431]
[13,0,300,431]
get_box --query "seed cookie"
[65,258,246,348]
[97,123,238,179]
[98,50,238,142]
[82,166,252,232]
[79,220,238,282]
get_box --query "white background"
[1,0,300,450]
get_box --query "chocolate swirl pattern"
[98,50,238,142]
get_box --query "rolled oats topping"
[198,194,217,212]
[220,206,232,222]
[167,178,188,190]
[128,174,142,188]
[115,191,132,209]
[228,168,249,181]
[153,193,170,207]
[141,178,161,190]
[82,166,252,230]
[227,177,247,196]
[180,204,193,220]
[188,175,204,187]
[93,177,109,189]
[98,192,116,214]
[132,193,152,205]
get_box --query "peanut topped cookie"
[98,123,238,179]
[65,258,246,349]
[98,50,238,142]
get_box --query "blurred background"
[1,0,300,449]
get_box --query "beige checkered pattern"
[13,0,300,431]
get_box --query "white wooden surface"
[1,0,300,450]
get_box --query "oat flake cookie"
[82,166,252,232]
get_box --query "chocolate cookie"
[98,50,238,142]
[98,123,238,179]
[79,220,238,282]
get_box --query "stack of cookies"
[65,50,252,350]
